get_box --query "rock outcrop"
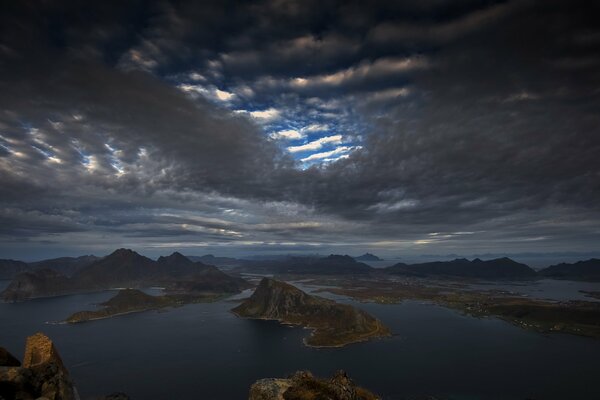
[0,333,77,400]
[232,278,390,347]
[249,370,379,400]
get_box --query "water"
[1,282,600,399]
[463,279,600,302]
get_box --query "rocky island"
[249,370,379,400]
[65,289,179,323]
[232,278,390,347]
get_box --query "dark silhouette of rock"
[249,370,379,400]
[385,257,536,279]
[0,256,98,280]
[538,259,600,281]
[0,348,20,367]
[29,256,99,277]
[1,269,73,302]
[354,253,383,262]
[98,393,131,400]
[0,259,29,279]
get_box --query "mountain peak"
[107,248,140,258]
[158,252,190,263]
[354,253,383,261]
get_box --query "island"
[249,370,379,400]
[66,289,175,323]
[231,278,391,347]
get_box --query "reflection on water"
[0,281,599,399]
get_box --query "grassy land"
[314,279,600,339]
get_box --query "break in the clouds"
[0,0,599,259]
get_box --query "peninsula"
[232,278,390,347]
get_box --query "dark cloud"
[0,0,599,259]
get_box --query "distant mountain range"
[1,249,248,302]
[354,253,383,261]
[2,250,599,303]
[186,254,244,267]
[538,259,600,281]
[0,255,99,279]
[234,254,373,275]
[385,257,537,279]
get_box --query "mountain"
[236,254,373,275]
[1,249,249,302]
[354,253,383,262]
[72,248,159,289]
[186,254,244,267]
[538,259,600,281]
[0,259,28,279]
[156,251,210,277]
[1,269,73,302]
[232,278,390,347]
[249,370,379,400]
[0,256,99,280]
[384,257,537,279]
[29,255,99,276]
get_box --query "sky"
[0,0,599,260]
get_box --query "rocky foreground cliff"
[0,333,77,400]
[232,278,390,347]
[249,370,379,400]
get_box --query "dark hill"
[385,257,536,279]
[1,269,73,302]
[29,255,99,276]
[538,259,600,281]
[354,253,383,262]
[0,259,28,279]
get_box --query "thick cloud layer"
[0,0,599,259]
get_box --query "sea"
[1,279,600,400]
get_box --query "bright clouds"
[270,129,304,140]
[290,56,429,89]
[248,108,280,120]
[300,145,361,162]
[287,135,343,153]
